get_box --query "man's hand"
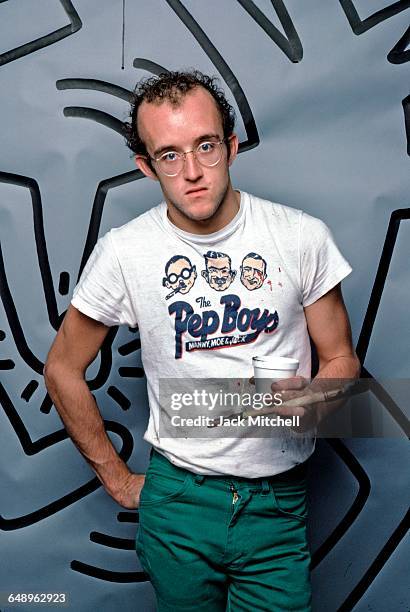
[110,472,146,509]
[250,375,320,432]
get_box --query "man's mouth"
[186,187,207,195]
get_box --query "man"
[44,70,360,611]
[201,250,236,291]
[240,252,267,291]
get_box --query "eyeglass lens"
[158,141,223,176]
[167,267,193,284]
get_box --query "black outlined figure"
[240,252,267,290]
[388,25,410,63]
[163,255,197,300]
[339,0,410,35]
[236,0,303,62]
[201,251,236,291]
[165,0,259,153]
[333,208,410,607]
[308,211,410,605]
[0,0,82,67]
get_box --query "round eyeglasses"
[151,140,226,177]
[166,267,194,285]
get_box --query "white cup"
[252,356,299,395]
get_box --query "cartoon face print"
[201,250,236,291]
[163,255,197,299]
[240,253,267,291]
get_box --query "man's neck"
[166,187,240,235]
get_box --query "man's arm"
[299,282,361,425]
[263,283,360,428]
[43,304,144,508]
[304,282,360,379]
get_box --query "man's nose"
[183,151,203,180]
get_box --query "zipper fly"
[230,483,239,505]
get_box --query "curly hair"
[124,70,236,158]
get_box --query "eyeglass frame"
[165,266,196,285]
[148,137,231,177]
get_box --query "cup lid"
[252,356,299,370]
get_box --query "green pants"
[136,450,312,612]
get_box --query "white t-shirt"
[71,191,352,477]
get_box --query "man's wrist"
[88,454,133,497]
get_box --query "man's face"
[164,258,197,295]
[240,257,266,290]
[202,256,235,291]
[136,87,237,226]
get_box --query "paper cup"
[252,356,299,394]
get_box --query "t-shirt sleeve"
[71,231,137,327]
[299,212,352,307]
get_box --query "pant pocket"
[138,471,191,507]
[271,481,308,522]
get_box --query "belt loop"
[261,479,270,495]
[194,474,206,486]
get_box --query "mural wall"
[0,1,409,610]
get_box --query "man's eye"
[198,142,215,153]
[161,152,179,162]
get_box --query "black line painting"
[388,25,410,63]
[165,0,259,153]
[236,0,303,62]
[310,439,371,569]
[339,0,410,35]
[356,209,410,362]
[0,381,134,530]
[403,96,410,155]
[0,0,82,67]
[56,78,133,102]
[338,509,410,611]
[133,58,169,76]
[0,172,58,333]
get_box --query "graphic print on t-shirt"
[164,251,279,359]
[201,250,237,291]
[240,252,267,291]
[163,255,197,300]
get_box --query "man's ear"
[135,155,158,181]
[227,133,239,167]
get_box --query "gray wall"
[0,1,409,611]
